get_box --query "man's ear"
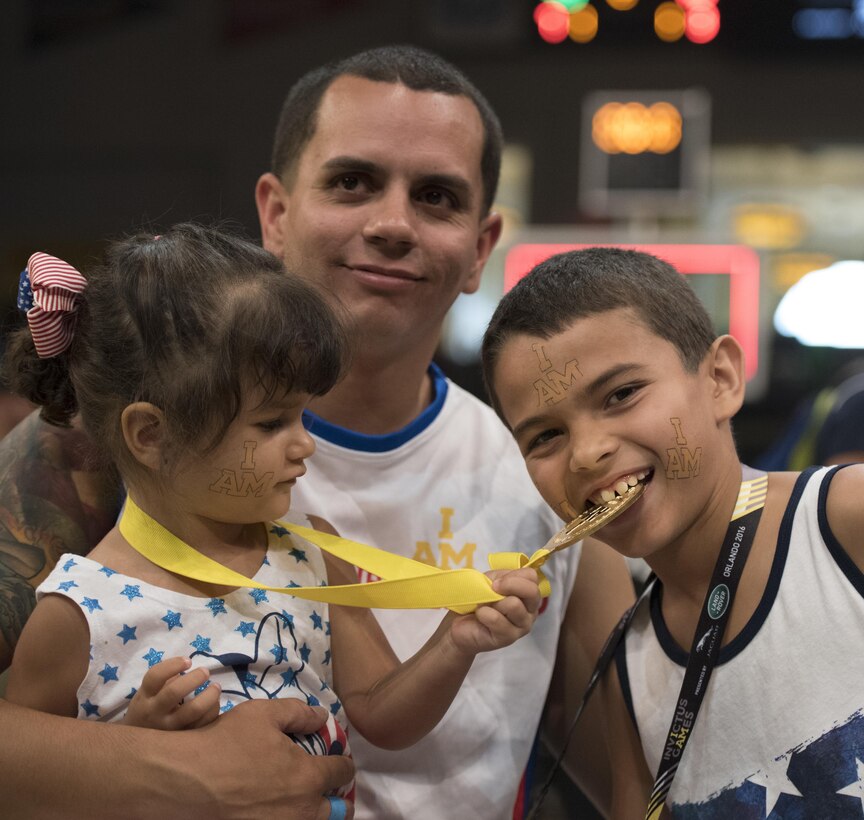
[121,402,167,471]
[255,172,290,259]
[462,211,503,295]
[706,335,746,423]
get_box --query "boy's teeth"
[595,472,647,505]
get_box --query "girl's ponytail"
[2,254,87,426]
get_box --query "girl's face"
[170,388,315,526]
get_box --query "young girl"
[3,224,540,773]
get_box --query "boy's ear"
[706,335,746,423]
[121,402,167,471]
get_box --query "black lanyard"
[525,470,768,820]
[645,470,767,818]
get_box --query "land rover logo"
[707,584,730,620]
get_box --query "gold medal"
[543,482,645,554]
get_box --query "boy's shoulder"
[823,463,864,569]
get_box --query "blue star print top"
[37,516,343,727]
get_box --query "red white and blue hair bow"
[18,252,87,358]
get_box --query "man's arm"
[542,536,636,817]
[0,411,121,670]
[2,697,354,820]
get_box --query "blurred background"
[5,0,864,461]
[4,1,864,812]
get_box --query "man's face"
[257,76,501,352]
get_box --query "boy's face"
[493,307,730,560]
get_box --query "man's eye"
[337,175,361,191]
[418,189,456,209]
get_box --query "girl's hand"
[123,656,221,730]
[448,568,542,655]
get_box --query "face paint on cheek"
[531,343,583,407]
[665,417,703,479]
[208,440,275,497]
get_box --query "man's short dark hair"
[270,45,503,214]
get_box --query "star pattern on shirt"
[270,524,289,538]
[837,757,864,809]
[190,634,211,653]
[142,648,164,667]
[99,566,117,578]
[299,642,311,662]
[80,699,100,717]
[161,610,183,630]
[281,610,295,627]
[206,598,227,617]
[249,588,269,605]
[117,624,137,644]
[56,580,78,592]
[81,597,103,614]
[310,611,323,630]
[62,558,77,572]
[746,755,803,816]
[235,621,256,637]
[98,664,119,684]
[120,584,143,602]
[289,547,307,563]
[281,668,299,687]
[270,644,288,663]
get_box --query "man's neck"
[308,350,437,435]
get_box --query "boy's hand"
[449,568,541,654]
[124,656,221,730]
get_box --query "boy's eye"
[608,384,639,407]
[255,419,283,433]
[525,428,561,454]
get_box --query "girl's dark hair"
[481,247,717,419]
[4,222,347,474]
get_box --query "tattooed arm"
[0,411,122,670]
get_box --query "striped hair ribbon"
[24,252,87,358]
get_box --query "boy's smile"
[493,307,734,561]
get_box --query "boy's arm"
[542,536,637,817]
[1,696,355,820]
[314,517,539,750]
[602,661,656,820]
[0,411,122,670]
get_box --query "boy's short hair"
[481,247,717,417]
[270,44,503,214]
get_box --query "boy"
[482,246,864,818]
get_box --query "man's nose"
[361,188,419,251]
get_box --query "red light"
[535,2,571,43]
[679,0,720,43]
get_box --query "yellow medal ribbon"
[118,495,554,614]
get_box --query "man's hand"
[173,698,355,819]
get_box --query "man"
[0,45,633,818]
[254,46,633,818]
